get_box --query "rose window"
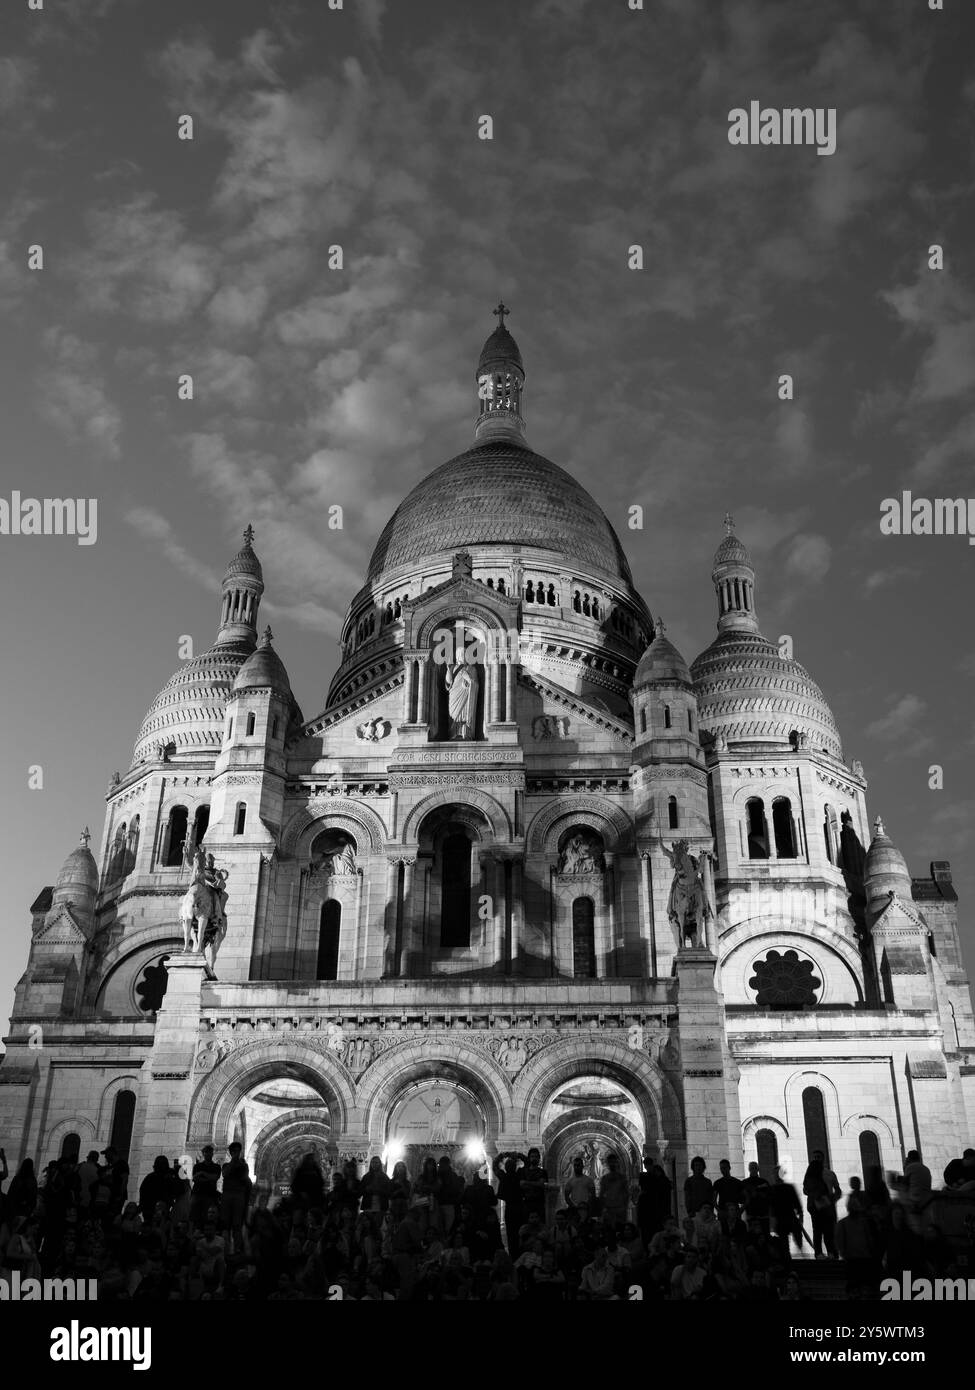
[748,949,821,1008]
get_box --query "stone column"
[504,660,516,722]
[640,851,657,978]
[399,858,417,978]
[383,859,400,977]
[491,855,506,973]
[131,956,208,1186]
[416,657,430,725]
[604,853,616,978]
[510,859,524,975]
[489,660,501,724]
[404,657,416,722]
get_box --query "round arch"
[356,1039,510,1148]
[281,799,388,857]
[718,917,865,1003]
[96,1075,142,1140]
[541,1108,646,1182]
[512,1036,681,1143]
[526,798,635,856]
[92,933,184,1018]
[414,604,512,649]
[400,788,512,847]
[45,1115,97,1163]
[187,1042,357,1148]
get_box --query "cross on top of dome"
[493,301,510,328]
[724,511,735,534]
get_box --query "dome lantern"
[215,524,264,649]
[712,513,759,636]
[474,302,527,445]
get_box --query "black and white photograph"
[0,0,973,1364]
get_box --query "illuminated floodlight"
[464,1139,486,1165]
[383,1138,405,1168]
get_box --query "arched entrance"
[230,1077,336,1206]
[384,1077,487,1179]
[540,1076,646,1188]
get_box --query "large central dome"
[366,440,634,585]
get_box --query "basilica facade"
[3,313,973,1202]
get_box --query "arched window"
[755,1128,779,1182]
[823,805,840,865]
[271,716,280,740]
[109,1091,136,1162]
[668,796,679,830]
[687,708,694,732]
[393,598,401,619]
[317,901,341,980]
[547,584,556,606]
[582,594,591,616]
[801,1086,830,1165]
[227,716,234,741]
[772,797,797,858]
[246,712,256,737]
[591,598,599,618]
[60,1132,81,1161]
[640,708,647,734]
[857,1129,882,1181]
[525,581,535,602]
[441,832,472,948]
[497,578,506,594]
[746,798,769,859]
[573,591,581,613]
[123,815,140,876]
[234,802,247,836]
[164,806,189,867]
[572,898,596,979]
[486,577,494,589]
[663,705,672,729]
[192,804,210,849]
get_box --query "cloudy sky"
[2,0,974,1036]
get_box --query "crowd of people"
[1,1140,973,1301]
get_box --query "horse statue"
[178,847,228,970]
[660,835,715,949]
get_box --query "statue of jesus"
[444,661,479,740]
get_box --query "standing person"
[493,1152,526,1257]
[768,1166,808,1254]
[76,1150,100,1212]
[290,1153,326,1211]
[221,1141,250,1254]
[683,1156,715,1217]
[520,1149,548,1224]
[138,1156,176,1223]
[360,1155,393,1218]
[190,1145,221,1229]
[713,1159,744,1233]
[599,1154,630,1230]
[0,1147,7,1216]
[100,1146,130,1218]
[564,1156,597,1223]
[412,1156,441,1232]
[802,1150,841,1259]
[435,1156,464,1237]
[902,1150,932,1230]
[637,1159,672,1244]
[741,1161,771,1232]
[6,1158,37,1222]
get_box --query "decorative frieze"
[390,771,525,789]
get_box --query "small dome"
[634,620,692,687]
[53,830,98,907]
[691,631,842,758]
[225,526,263,582]
[131,639,254,766]
[864,816,912,905]
[477,323,523,377]
[233,627,293,697]
[713,532,750,568]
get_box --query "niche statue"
[444,660,480,740]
